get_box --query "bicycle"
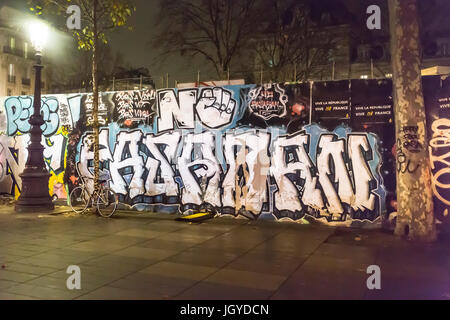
[69,175,118,218]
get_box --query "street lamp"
[15,20,54,212]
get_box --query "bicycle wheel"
[96,187,118,218]
[69,186,89,214]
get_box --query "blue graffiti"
[4,96,59,137]
[5,96,32,136]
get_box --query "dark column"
[15,53,54,212]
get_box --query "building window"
[357,45,370,61]
[7,89,12,96]
[21,91,27,96]
[24,42,28,59]
[22,67,31,86]
[10,36,15,49]
[8,64,15,83]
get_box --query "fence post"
[371,58,374,78]
[294,63,297,82]
[332,60,335,80]
[309,81,313,125]
[260,64,263,85]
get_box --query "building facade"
[254,0,450,83]
[0,6,51,98]
[315,0,450,81]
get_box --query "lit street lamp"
[15,20,54,212]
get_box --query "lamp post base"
[15,170,54,213]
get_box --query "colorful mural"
[0,80,401,227]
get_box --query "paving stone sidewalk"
[0,206,449,300]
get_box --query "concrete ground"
[0,206,448,300]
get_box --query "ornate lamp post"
[15,20,54,212]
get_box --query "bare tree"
[252,0,336,82]
[52,43,117,92]
[153,0,257,79]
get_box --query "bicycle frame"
[79,176,108,198]
[71,176,113,208]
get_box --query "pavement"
[0,205,449,300]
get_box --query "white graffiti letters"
[109,131,145,198]
[157,89,197,131]
[222,131,270,216]
[316,134,377,218]
[78,129,113,193]
[142,132,180,197]
[348,135,377,211]
[179,132,222,207]
[272,134,324,214]
[43,134,66,174]
[0,133,67,192]
[429,118,450,206]
[195,87,236,128]
[317,135,350,216]
[157,87,236,132]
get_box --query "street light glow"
[28,19,49,52]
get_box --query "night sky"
[2,0,450,87]
[107,0,217,85]
[1,0,216,85]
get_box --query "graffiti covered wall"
[0,80,400,227]
[424,75,450,226]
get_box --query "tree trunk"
[388,0,436,241]
[92,0,100,195]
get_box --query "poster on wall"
[111,89,156,128]
[423,75,450,225]
[311,80,350,129]
[237,83,310,129]
[285,83,311,133]
[350,79,394,126]
[349,79,396,216]
[79,92,113,128]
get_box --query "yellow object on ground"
[175,212,215,223]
